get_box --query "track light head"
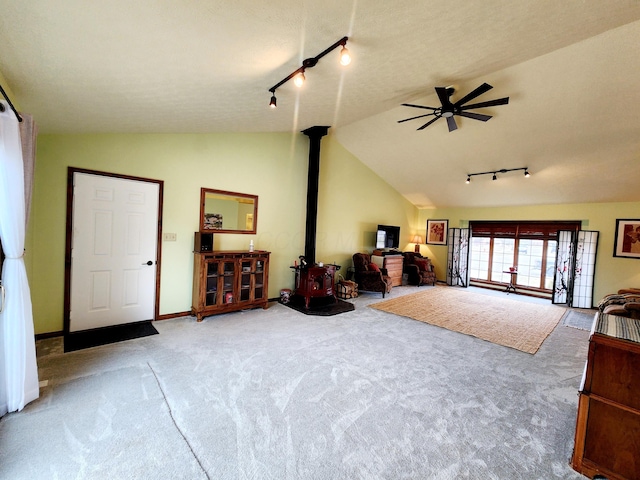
[269,94,277,108]
[466,176,471,184]
[294,70,305,88]
[524,169,530,177]
[492,173,497,181]
[340,45,351,66]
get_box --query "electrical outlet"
[163,233,177,242]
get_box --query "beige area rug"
[370,287,566,354]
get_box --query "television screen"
[376,224,400,249]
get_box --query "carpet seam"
[147,362,211,480]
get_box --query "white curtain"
[0,101,39,416]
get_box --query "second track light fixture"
[268,36,350,107]
[466,167,530,184]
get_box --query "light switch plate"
[163,233,177,241]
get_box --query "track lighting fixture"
[465,167,531,183]
[267,36,350,108]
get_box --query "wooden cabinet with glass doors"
[191,250,270,321]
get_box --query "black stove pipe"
[301,126,329,266]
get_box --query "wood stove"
[292,264,338,309]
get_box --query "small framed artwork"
[426,219,448,245]
[613,219,640,259]
[203,213,223,230]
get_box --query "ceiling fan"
[398,82,509,132]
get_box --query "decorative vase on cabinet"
[191,249,270,322]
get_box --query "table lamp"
[412,235,423,253]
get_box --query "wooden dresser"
[571,313,640,480]
[382,255,404,287]
[191,250,270,322]
[372,251,404,287]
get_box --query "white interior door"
[69,173,159,332]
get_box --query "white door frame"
[64,167,163,333]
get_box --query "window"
[469,221,580,293]
[544,240,557,290]
[491,238,515,282]
[469,237,490,280]
[517,239,542,288]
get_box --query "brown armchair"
[352,253,393,297]
[402,252,436,286]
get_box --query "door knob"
[142,260,153,266]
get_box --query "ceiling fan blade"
[435,87,453,108]
[417,117,441,130]
[401,103,438,111]
[458,111,492,122]
[453,82,492,107]
[460,97,510,110]
[446,116,458,132]
[397,113,437,123]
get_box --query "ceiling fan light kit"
[267,36,350,107]
[399,82,509,132]
[466,167,530,184]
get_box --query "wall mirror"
[200,188,258,234]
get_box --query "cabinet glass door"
[205,260,219,306]
[239,259,252,301]
[254,259,265,300]
[221,260,236,304]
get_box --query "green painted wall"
[417,203,640,302]
[27,133,417,334]
[24,129,639,335]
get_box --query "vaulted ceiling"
[1,1,639,208]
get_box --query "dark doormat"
[64,321,159,352]
[284,295,355,316]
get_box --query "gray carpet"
[0,287,590,479]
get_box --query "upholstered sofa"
[402,252,436,286]
[352,253,393,297]
[597,289,640,319]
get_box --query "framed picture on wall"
[613,218,640,259]
[426,219,448,245]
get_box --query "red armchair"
[352,253,393,297]
[402,252,436,286]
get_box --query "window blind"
[469,221,581,240]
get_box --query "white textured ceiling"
[1,1,640,208]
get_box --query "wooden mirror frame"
[200,188,258,234]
